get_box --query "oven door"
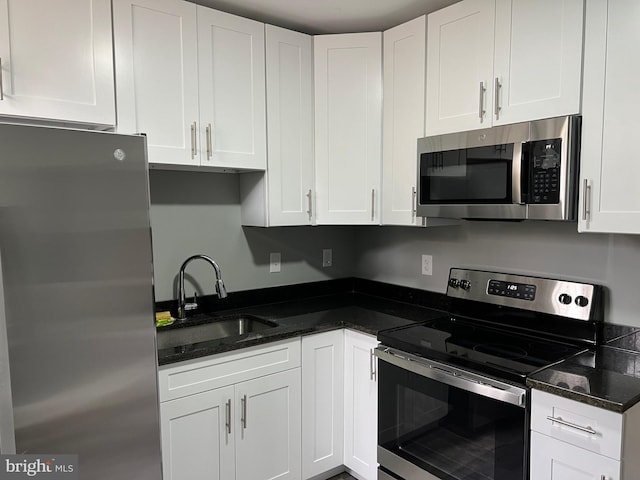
[416,122,529,220]
[376,347,528,480]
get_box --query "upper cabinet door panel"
[426,0,495,135]
[579,0,640,234]
[314,33,382,224]
[382,16,426,226]
[265,25,314,226]
[0,0,115,125]
[113,0,199,166]
[197,7,266,170]
[493,0,583,125]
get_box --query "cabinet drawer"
[158,339,301,402]
[531,389,623,460]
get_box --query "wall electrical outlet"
[421,254,433,276]
[322,249,333,267]
[269,252,281,273]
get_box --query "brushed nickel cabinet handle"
[190,121,197,159]
[546,415,597,435]
[206,124,212,160]
[494,77,501,120]
[370,349,377,381]
[241,394,247,429]
[582,179,591,221]
[479,82,486,122]
[371,189,375,221]
[225,399,231,434]
[0,57,4,101]
[306,189,313,221]
[411,186,417,219]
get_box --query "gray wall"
[148,170,640,326]
[148,170,356,301]
[354,221,640,326]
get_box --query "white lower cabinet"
[158,339,301,480]
[160,386,235,480]
[343,330,379,480]
[530,431,620,480]
[301,330,345,479]
[234,369,301,480]
[530,389,640,480]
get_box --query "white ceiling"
[188,0,460,34]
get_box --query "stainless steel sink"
[157,314,278,349]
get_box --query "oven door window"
[419,144,513,204]
[378,361,525,480]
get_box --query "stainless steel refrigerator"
[0,123,162,479]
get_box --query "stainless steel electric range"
[375,268,604,480]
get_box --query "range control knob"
[558,293,572,305]
[575,296,589,307]
[449,278,460,288]
[459,280,471,290]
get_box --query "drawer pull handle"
[225,399,231,434]
[546,415,597,435]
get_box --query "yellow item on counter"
[155,311,174,327]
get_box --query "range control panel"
[487,280,536,301]
[446,268,600,322]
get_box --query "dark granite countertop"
[156,278,640,414]
[156,288,447,366]
[527,323,640,413]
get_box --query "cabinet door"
[493,0,583,125]
[113,0,199,167]
[197,7,266,170]
[343,330,378,480]
[425,0,495,135]
[0,0,114,125]
[382,16,425,226]
[579,0,640,234]
[530,431,620,480]
[235,368,301,480]
[160,386,235,480]
[314,33,382,225]
[301,330,344,479]
[265,25,314,226]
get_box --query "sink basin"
[157,314,278,349]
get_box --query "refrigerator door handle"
[0,250,16,453]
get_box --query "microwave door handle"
[0,247,16,454]
[512,142,524,204]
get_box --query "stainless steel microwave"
[416,116,581,221]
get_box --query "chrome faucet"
[177,254,227,319]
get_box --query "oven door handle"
[375,346,526,408]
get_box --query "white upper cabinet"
[493,0,583,126]
[240,25,314,226]
[197,7,266,170]
[426,0,495,135]
[426,0,583,135]
[314,33,382,225]
[579,0,640,235]
[113,0,199,166]
[0,0,115,126]
[113,0,266,170]
[382,16,426,226]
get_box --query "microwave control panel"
[531,138,561,204]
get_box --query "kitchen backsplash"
[149,171,640,326]
[354,221,640,326]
